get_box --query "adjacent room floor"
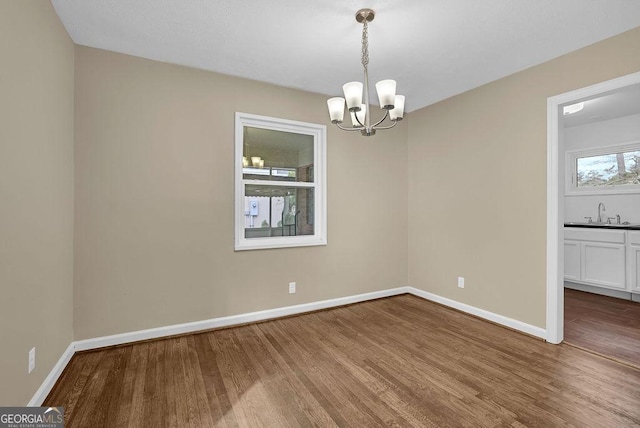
[564,288,640,369]
[45,294,640,427]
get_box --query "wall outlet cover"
[288,282,296,294]
[457,277,465,288]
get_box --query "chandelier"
[327,8,405,137]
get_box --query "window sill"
[565,187,640,196]
[234,236,327,251]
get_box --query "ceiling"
[51,0,640,113]
[562,83,640,127]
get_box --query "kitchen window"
[566,141,640,195]
[234,112,327,251]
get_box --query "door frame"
[545,71,640,344]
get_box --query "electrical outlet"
[457,277,465,288]
[28,347,35,374]
[288,282,296,294]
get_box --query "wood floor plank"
[115,343,147,428]
[564,288,640,368]
[238,324,333,427]
[44,294,640,427]
[292,314,411,426]
[44,350,103,426]
[300,306,467,426]
[260,322,369,427]
[141,341,166,427]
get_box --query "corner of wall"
[0,1,75,405]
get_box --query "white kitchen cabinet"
[582,242,626,289]
[564,228,627,291]
[563,241,581,281]
[628,231,640,293]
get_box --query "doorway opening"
[546,71,640,346]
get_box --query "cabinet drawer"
[564,228,626,244]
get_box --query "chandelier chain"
[361,19,369,70]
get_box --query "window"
[566,142,640,195]
[235,113,327,250]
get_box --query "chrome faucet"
[607,215,621,224]
[597,202,606,223]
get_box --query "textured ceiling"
[51,0,640,112]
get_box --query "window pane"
[576,150,640,187]
[244,184,314,238]
[242,127,314,182]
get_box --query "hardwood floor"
[45,294,640,427]
[564,288,640,368]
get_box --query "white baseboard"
[30,286,408,405]
[31,284,548,405]
[407,287,547,339]
[564,281,633,300]
[73,287,410,352]
[27,342,75,407]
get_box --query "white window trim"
[235,112,327,251]
[565,140,640,196]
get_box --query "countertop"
[564,222,640,230]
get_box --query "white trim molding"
[546,71,640,345]
[28,287,408,405]
[407,287,546,339]
[30,284,549,405]
[27,343,75,407]
[73,287,408,352]
[547,93,563,344]
[234,112,327,251]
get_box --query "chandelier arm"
[335,123,363,132]
[353,113,366,128]
[371,109,390,128]
[372,120,399,131]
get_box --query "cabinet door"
[564,240,581,281]
[582,243,626,289]
[629,245,640,292]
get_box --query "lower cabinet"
[582,241,626,289]
[629,231,640,293]
[563,241,581,282]
[564,228,627,291]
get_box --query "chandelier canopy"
[327,9,405,137]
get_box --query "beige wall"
[73,47,409,339]
[408,26,640,328]
[0,1,75,405]
[2,2,638,404]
